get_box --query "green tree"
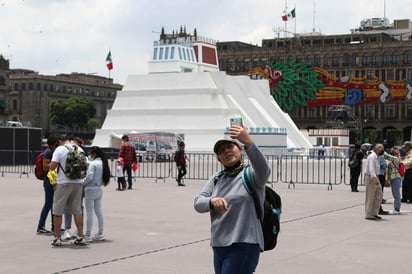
[49,97,96,131]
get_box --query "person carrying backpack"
[349,144,365,192]
[194,124,271,274]
[36,134,60,234]
[48,134,88,246]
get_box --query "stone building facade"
[0,55,122,137]
[216,18,412,145]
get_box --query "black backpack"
[214,166,282,251]
[242,166,281,251]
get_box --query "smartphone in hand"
[230,117,243,127]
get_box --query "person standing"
[401,141,412,203]
[174,141,187,186]
[118,135,137,190]
[349,144,364,192]
[364,143,385,220]
[48,135,87,246]
[383,147,402,214]
[194,125,271,274]
[36,134,60,234]
[378,153,389,215]
[83,146,110,243]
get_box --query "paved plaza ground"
[2,173,412,274]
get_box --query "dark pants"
[213,243,260,274]
[349,168,361,191]
[177,164,187,182]
[402,170,412,202]
[38,179,54,229]
[123,164,132,188]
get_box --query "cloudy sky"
[0,0,411,85]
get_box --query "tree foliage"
[49,97,96,131]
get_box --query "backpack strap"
[213,171,224,186]
[241,166,263,221]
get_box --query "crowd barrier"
[0,150,359,189]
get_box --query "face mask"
[87,156,93,161]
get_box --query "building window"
[178,47,182,60]
[387,69,394,80]
[308,107,318,118]
[253,58,259,67]
[29,83,33,90]
[186,49,191,61]
[383,51,391,65]
[314,55,321,66]
[362,53,370,66]
[13,99,18,110]
[243,59,250,70]
[407,106,412,120]
[332,137,339,146]
[14,83,19,90]
[21,83,26,90]
[163,47,168,59]
[403,50,411,64]
[332,54,340,66]
[37,83,41,90]
[351,54,359,66]
[385,105,396,120]
[342,54,350,66]
[191,50,195,62]
[159,47,163,60]
[393,51,399,65]
[371,52,380,65]
[170,47,175,59]
[153,48,158,60]
[324,54,331,67]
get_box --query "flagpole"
[294,4,297,36]
[284,0,288,38]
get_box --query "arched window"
[371,52,380,65]
[383,51,391,65]
[351,54,359,66]
[403,50,411,65]
[393,51,399,65]
[362,53,370,65]
[342,54,350,66]
[314,55,321,66]
[332,54,340,66]
[324,54,331,67]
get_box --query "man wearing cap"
[118,135,137,190]
[194,124,271,274]
[401,141,412,203]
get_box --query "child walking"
[116,157,126,190]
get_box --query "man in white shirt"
[49,135,87,246]
[364,143,385,220]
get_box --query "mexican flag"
[106,51,113,70]
[287,8,296,19]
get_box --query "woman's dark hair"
[47,134,60,147]
[89,146,111,186]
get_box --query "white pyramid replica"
[93,28,312,152]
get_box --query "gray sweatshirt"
[194,142,271,251]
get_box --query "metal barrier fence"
[1,150,358,188]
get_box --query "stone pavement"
[2,173,412,274]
